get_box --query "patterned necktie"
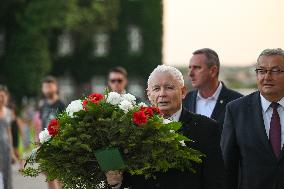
[269,102,281,159]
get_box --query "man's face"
[42,82,58,99]
[256,55,284,100]
[108,72,127,94]
[188,54,217,89]
[147,72,186,116]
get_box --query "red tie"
[269,102,281,159]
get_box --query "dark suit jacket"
[121,109,225,189]
[221,91,284,189]
[183,82,243,131]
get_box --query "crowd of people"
[0,47,284,189]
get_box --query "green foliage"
[1,0,120,102]
[22,92,203,188]
[51,0,163,83]
[4,32,51,97]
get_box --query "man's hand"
[105,170,123,188]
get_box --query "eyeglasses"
[109,79,123,84]
[255,68,284,76]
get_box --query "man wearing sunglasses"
[108,67,128,94]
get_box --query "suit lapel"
[210,83,227,120]
[279,131,284,160]
[178,108,194,133]
[188,91,197,113]
[250,92,277,160]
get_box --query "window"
[128,25,142,54]
[94,32,109,57]
[58,31,73,56]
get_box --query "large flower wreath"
[22,92,203,189]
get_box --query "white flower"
[163,118,172,124]
[169,130,175,133]
[179,140,186,147]
[138,102,148,107]
[106,92,122,105]
[122,93,136,104]
[97,181,106,188]
[119,100,134,113]
[39,129,51,144]
[66,100,83,118]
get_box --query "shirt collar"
[168,107,183,122]
[260,94,284,112]
[197,82,223,100]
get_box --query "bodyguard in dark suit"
[221,48,284,189]
[183,48,242,131]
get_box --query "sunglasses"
[109,79,123,84]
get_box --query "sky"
[163,0,284,66]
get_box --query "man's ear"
[181,86,187,99]
[210,65,218,78]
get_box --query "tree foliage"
[50,0,163,83]
[1,0,120,102]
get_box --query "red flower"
[88,93,104,104]
[82,99,89,109]
[150,107,161,115]
[47,119,60,136]
[133,111,148,125]
[82,93,104,109]
[140,106,161,117]
[140,107,154,117]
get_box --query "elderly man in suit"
[107,65,225,189]
[183,48,242,131]
[221,48,284,189]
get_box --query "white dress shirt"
[196,82,223,118]
[260,94,284,148]
[168,107,183,122]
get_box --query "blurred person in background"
[19,101,34,150]
[33,100,43,143]
[0,85,17,189]
[39,76,65,130]
[10,104,22,160]
[39,76,65,189]
[10,103,27,169]
[107,67,128,94]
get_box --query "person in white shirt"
[183,48,243,131]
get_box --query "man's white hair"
[147,65,184,87]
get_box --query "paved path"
[12,165,47,189]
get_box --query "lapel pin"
[220,100,223,104]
